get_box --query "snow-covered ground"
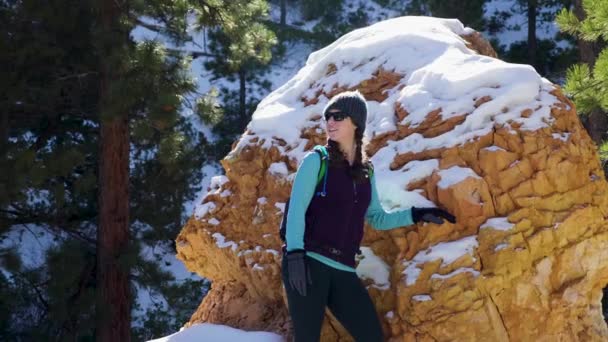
[183,163,223,221]
[149,323,283,342]
[483,0,570,50]
[133,236,205,329]
[0,224,63,280]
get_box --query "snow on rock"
[185,163,222,219]
[268,162,289,177]
[274,202,285,213]
[412,295,432,302]
[356,247,391,290]
[480,217,514,231]
[194,201,216,219]
[211,233,237,251]
[430,267,480,281]
[437,166,481,189]
[402,236,479,286]
[176,16,608,342]
[240,15,556,170]
[209,175,229,192]
[552,132,570,142]
[494,243,509,251]
[483,145,506,152]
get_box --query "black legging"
[281,255,384,342]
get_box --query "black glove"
[285,250,312,296]
[411,207,456,224]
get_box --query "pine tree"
[1,0,276,339]
[92,0,276,340]
[0,1,100,340]
[557,0,608,144]
[197,28,276,159]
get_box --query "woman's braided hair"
[327,126,372,183]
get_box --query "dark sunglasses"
[324,111,348,122]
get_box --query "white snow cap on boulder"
[239,15,555,155]
[233,16,558,211]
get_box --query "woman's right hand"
[285,250,312,296]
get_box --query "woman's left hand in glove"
[411,207,456,224]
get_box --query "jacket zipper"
[353,180,358,203]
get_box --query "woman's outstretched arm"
[365,172,414,230]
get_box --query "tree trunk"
[584,109,608,143]
[239,68,246,127]
[0,110,7,156]
[96,0,131,340]
[527,0,537,71]
[573,0,608,145]
[280,0,287,26]
[0,110,8,215]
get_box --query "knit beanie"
[323,90,368,131]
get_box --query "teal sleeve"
[365,172,414,230]
[285,152,321,252]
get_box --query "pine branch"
[56,72,99,81]
[165,47,219,59]
[14,270,50,310]
[197,0,227,27]
[43,225,97,249]
[68,254,95,308]
[129,15,165,34]
[1,209,98,247]
[569,78,606,96]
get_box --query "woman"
[281,90,456,342]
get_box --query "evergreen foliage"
[1,0,275,339]
[558,0,608,113]
[197,28,276,159]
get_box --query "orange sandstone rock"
[176,17,608,341]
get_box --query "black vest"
[304,163,372,267]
